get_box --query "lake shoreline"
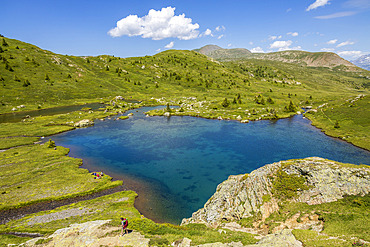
[1,103,368,227]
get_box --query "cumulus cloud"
[251,47,265,53]
[306,0,331,11]
[314,11,357,19]
[165,41,174,49]
[327,39,338,44]
[287,32,299,37]
[338,50,364,59]
[108,6,199,40]
[215,26,225,32]
[337,41,355,47]
[202,28,213,37]
[270,40,293,50]
[227,44,232,47]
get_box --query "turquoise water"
[50,106,370,224]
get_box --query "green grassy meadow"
[0,36,369,246]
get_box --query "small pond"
[50,106,370,224]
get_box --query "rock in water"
[181,157,370,227]
[74,119,94,127]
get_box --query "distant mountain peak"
[194,45,223,55]
[352,54,370,71]
[195,45,360,70]
[195,45,252,60]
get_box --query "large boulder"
[181,157,370,227]
[74,119,94,128]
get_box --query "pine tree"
[47,139,56,148]
[165,103,171,112]
[221,98,230,108]
[285,100,297,112]
[2,39,8,47]
[45,74,50,80]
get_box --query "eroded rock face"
[181,157,370,227]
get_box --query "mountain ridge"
[352,54,370,71]
[195,45,360,71]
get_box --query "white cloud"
[314,11,357,19]
[156,48,161,52]
[292,46,302,50]
[337,41,355,47]
[326,39,338,44]
[306,0,331,11]
[321,48,335,52]
[337,50,364,59]
[286,8,292,12]
[227,44,232,47]
[108,6,199,40]
[165,41,174,49]
[269,35,282,41]
[202,28,213,37]
[270,40,293,51]
[287,32,299,37]
[215,25,225,32]
[344,0,370,9]
[217,35,224,39]
[249,41,253,45]
[251,47,265,53]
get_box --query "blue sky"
[2,0,369,60]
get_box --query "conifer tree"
[2,39,8,47]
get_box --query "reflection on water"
[50,106,370,224]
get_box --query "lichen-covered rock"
[181,157,370,227]
[248,229,303,247]
[172,230,302,247]
[20,220,150,247]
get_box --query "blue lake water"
[50,106,370,224]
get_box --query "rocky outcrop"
[20,220,150,247]
[19,219,303,247]
[181,157,370,227]
[74,119,94,127]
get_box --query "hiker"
[120,217,128,236]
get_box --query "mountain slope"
[352,54,370,71]
[1,36,369,150]
[195,45,252,60]
[253,50,358,70]
[195,45,360,71]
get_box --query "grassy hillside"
[0,36,369,246]
[1,36,369,149]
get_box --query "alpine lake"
[48,106,370,224]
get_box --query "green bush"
[271,168,309,199]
